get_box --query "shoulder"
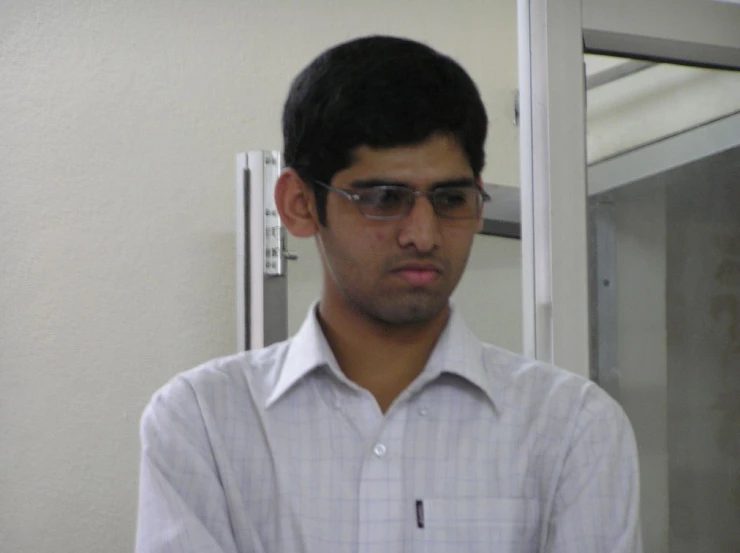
[141,340,291,430]
[478,344,636,499]
[480,343,629,438]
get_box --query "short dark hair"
[282,35,488,225]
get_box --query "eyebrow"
[348,177,477,190]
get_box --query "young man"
[136,36,642,553]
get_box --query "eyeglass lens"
[355,186,481,219]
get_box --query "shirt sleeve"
[135,376,239,553]
[545,385,643,553]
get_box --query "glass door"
[518,0,740,371]
[587,60,740,551]
[519,0,740,550]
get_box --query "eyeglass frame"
[309,178,491,221]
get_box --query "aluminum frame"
[588,111,740,197]
[518,0,589,373]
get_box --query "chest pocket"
[417,497,540,553]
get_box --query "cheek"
[448,229,477,258]
[374,230,387,242]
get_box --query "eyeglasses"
[311,179,491,220]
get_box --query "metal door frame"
[518,0,740,376]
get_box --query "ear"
[275,169,320,238]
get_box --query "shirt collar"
[264,301,334,407]
[423,304,500,412]
[265,300,499,412]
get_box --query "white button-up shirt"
[136,304,642,553]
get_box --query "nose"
[397,194,441,253]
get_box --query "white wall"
[0,1,520,552]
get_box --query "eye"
[435,188,471,208]
[360,187,408,210]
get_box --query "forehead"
[333,134,474,189]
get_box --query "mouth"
[391,263,443,286]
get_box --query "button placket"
[357,406,409,553]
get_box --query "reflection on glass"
[585,54,740,163]
[587,56,740,553]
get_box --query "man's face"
[316,134,483,326]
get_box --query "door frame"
[518,0,740,376]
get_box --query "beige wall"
[0,1,520,551]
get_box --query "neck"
[317,294,450,413]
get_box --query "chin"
[368,296,449,326]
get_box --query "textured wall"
[0,1,519,551]
[666,147,740,553]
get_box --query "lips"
[392,263,442,286]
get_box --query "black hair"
[282,35,488,225]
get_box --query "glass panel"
[587,57,740,552]
[585,54,740,163]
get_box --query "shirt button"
[333,398,341,410]
[418,406,428,417]
[373,443,387,458]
